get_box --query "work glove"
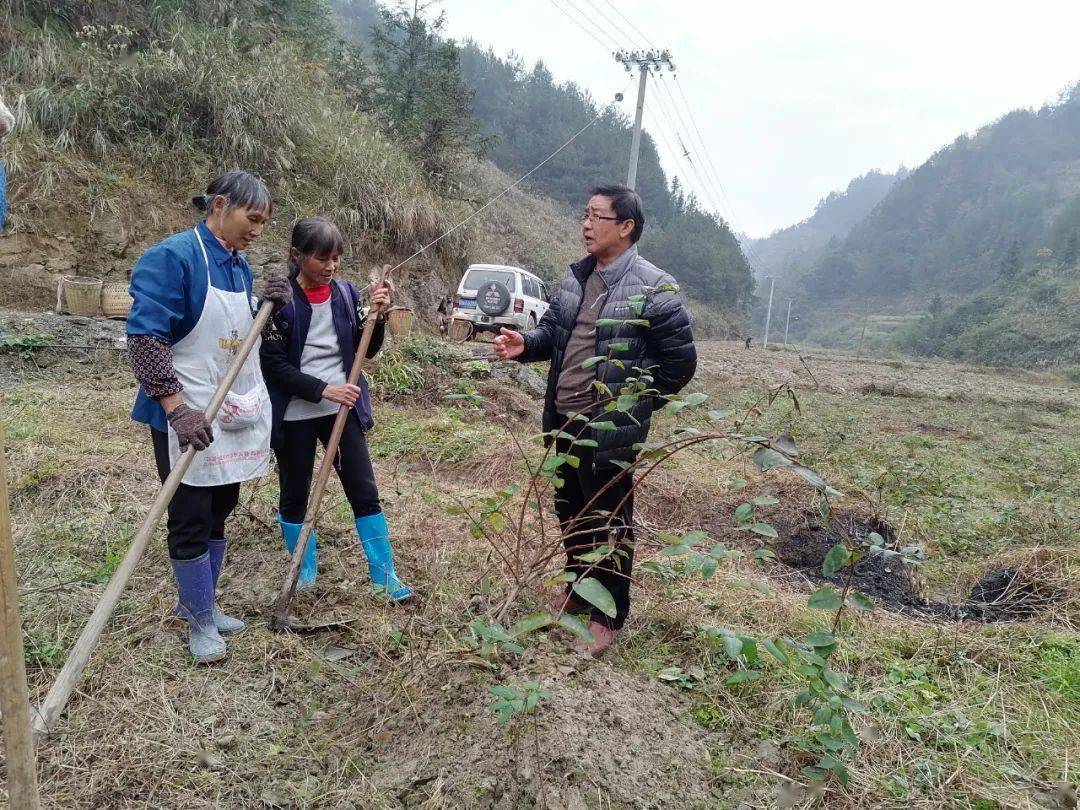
[260,275,293,313]
[168,403,214,452]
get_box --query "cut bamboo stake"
[0,420,42,808]
[270,269,390,630]
[31,302,274,739]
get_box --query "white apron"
[167,229,272,486]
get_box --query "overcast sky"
[442,0,1080,237]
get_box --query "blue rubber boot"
[355,512,414,603]
[206,538,246,634]
[278,516,318,591]
[171,553,227,664]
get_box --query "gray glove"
[260,275,293,312]
[167,403,214,451]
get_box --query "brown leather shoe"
[570,621,618,658]
[548,587,589,617]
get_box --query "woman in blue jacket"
[127,170,291,663]
[260,216,413,602]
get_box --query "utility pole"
[762,277,775,350]
[616,49,675,190]
[783,299,793,349]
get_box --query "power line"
[659,73,773,275]
[586,2,643,51]
[672,75,751,238]
[599,0,656,48]
[387,81,633,275]
[545,0,623,53]
[647,75,728,218]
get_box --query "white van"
[451,264,550,335]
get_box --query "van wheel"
[527,314,536,330]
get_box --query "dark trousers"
[151,429,241,561]
[554,415,635,630]
[276,413,380,524]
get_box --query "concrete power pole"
[616,50,675,190]
[762,277,775,350]
[783,299,793,349]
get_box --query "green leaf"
[509,612,552,637]
[664,400,689,415]
[572,438,598,448]
[608,342,630,353]
[752,496,780,506]
[804,631,836,648]
[543,571,577,586]
[499,641,526,654]
[819,755,850,786]
[590,420,617,431]
[572,577,617,618]
[808,587,843,611]
[490,685,519,700]
[752,447,791,471]
[725,478,748,489]
[707,409,732,421]
[625,319,650,327]
[801,766,828,783]
[822,543,852,576]
[580,356,606,369]
[594,318,625,329]
[723,669,762,686]
[749,523,778,539]
[723,635,744,660]
[557,612,594,643]
[577,545,613,563]
[700,556,718,579]
[822,668,847,691]
[762,638,789,664]
[847,591,874,611]
[734,503,754,524]
[682,530,707,546]
[868,531,885,546]
[659,545,691,557]
[684,392,709,406]
[791,462,844,496]
[616,394,636,411]
[563,453,580,469]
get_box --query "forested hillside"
[777,87,1080,366]
[331,0,754,319]
[747,168,905,285]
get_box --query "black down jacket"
[519,246,697,468]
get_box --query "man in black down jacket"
[494,184,697,656]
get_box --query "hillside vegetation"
[780,86,1080,366]
[748,168,906,288]
[331,0,754,316]
[0,1,589,316]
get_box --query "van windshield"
[463,268,514,291]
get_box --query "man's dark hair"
[590,184,645,243]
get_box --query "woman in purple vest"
[260,216,413,602]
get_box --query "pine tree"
[369,1,480,188]
[998,239,1023,279]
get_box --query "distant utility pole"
[783,299,793,349]
[762,277,775,350]
[616,49,675,190]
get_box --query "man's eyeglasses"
[580,212,623,224]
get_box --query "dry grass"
[0,337,1077,808]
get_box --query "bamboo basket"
[447,318,473,343]
[101,282,133,320]
[62,276,103,317]
[387,306,413,337]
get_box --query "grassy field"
[0,325,1076,808]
